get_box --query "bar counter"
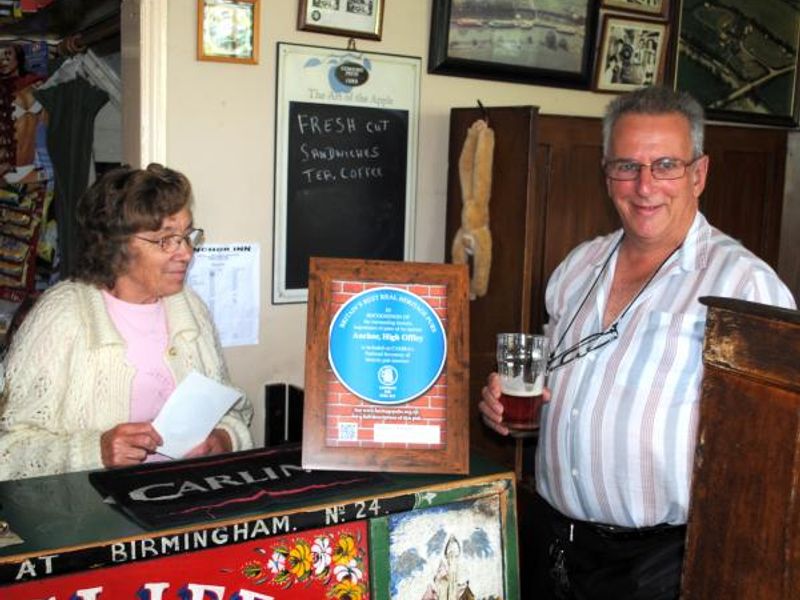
[0,444,519,599]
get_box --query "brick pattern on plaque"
[326,281,448,449]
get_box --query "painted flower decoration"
[330,578,365,600]
[288,540,313,578]
[333,534,358,565]
[267,550,286,574]
[241,560,264,580]
[229,531,366,595]
[312,535,333,575]
[333,558,363,583]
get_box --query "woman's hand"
[100,423,163,467]
[184,428,232,458]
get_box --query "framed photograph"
[197,0,260,64]
[302,257,470,474]
[595,14,669,92]
[428,0,600,89]
[273,43,420,304]
[601,0,669,18]
[674,0,800,127]
[298,0,384,41]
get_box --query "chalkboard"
[273,43,420,303]
[285,101,408,290]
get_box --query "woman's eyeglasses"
[547,325,619,373]
[134,228,205,253]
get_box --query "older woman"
[0,164,253,480]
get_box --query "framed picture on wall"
[674,0,800,127]
[302,257,469,474]
[428,0,600,89]
[298,0,384,40]
[197,0,260,64]
[594,14,668,92]
[601,0,669,18]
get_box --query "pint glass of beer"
[496,333,547,436]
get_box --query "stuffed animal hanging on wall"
[451,116,495,300]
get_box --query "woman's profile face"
[0,46,19,78]
[111,207,195,303]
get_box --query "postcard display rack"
[0,446,520,599]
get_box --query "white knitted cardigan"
[0,280,254,480]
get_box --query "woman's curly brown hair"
[73,163,193,288]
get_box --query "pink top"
[102,290,175,423]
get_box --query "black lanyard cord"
[549,236,682,361]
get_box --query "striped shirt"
[536,212,796,528]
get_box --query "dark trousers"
[529,493,686,600]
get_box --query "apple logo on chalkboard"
[334,62,369,88]
[303,53,372,94]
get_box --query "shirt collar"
[593,211,711,272]
[676,211,711,272]
[589,229,625,268]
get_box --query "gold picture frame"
[302,257,470,474]
[594,14,669,93]
[297,0,384,41]
[197,0,260,64]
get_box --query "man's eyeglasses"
[547,324,619,373]
[134,228,205,253]
[603,156,703,181]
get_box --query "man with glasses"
[479,86,795,599]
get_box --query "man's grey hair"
[602,86,705,159]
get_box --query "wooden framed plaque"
[302,258,470,474]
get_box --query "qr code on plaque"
[338,422,358,441]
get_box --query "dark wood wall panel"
[702,126,786,267]
[534,116,620,330]
[445,106,539,467]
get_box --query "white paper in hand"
[152,371,241,458]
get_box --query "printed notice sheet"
[188,243,260,347]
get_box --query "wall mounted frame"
[594,13,669,92]
[302,257,469,474]
[297,0,384,40]
[197,0,260,64]
[428,0,600,89]
[673,0,800,127]
[273,43,420,304]
[602,0,669,18]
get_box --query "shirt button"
[571,409,579,417]
[168,347,178,356]
[572,468,578,477]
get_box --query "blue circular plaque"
[328,287,447,404]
